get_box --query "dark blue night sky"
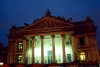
[0,0,100,48]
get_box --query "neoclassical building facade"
[7,10,99,64]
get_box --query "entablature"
[23,31,73,38]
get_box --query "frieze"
[23,27,73,35]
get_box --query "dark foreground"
[0,62,99,67]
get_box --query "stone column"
[40,36,44,64]
[31,37,35,64]
[23,38,26,64]
[27,38,32,64]
[51,35,56,63]
[61,34,66,63]
[25,39,29,64]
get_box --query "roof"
[8,10,96,39]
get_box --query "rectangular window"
[48,51,53,64]
[80,52,86,61]
[79,37,85,46]
[18,42,23,50]
[17,56,22,63]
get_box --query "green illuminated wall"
[43,35,52,64]
[55,34,63,63]
[65,34,73,62]
[26,34,74,64]
[34,36,41,63]
[27,39,32,64]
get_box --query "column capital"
[25,37,32,41]
[71,33,75,36]
[31,36,35,39]
[23,37,27,40]
[40,36,44,39]
[61,34,66,37]
[51,35,55,38]
[61,34,66,40]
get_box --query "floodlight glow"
[28,49,32,56]
[65,45,73,54]
[0,62,3,65]
[34,36,41,63]
[27,39,33,64]
[65,34,73,62]
[27,48,32,64]
[43,35,52,64]
[55,34,63,63]
[34,48,41,56]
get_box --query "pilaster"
[23,37,26,64]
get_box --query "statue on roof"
[45,9,52,17]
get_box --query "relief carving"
[25,18,73,31]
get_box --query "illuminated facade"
[7,10,99,64]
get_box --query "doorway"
[48,51,52,64]
[67,54,72,63]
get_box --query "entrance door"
[48,51,52,64]
[67,54,72,62]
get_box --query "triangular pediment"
[23,17,73,30]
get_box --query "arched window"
[79,37,85,46]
